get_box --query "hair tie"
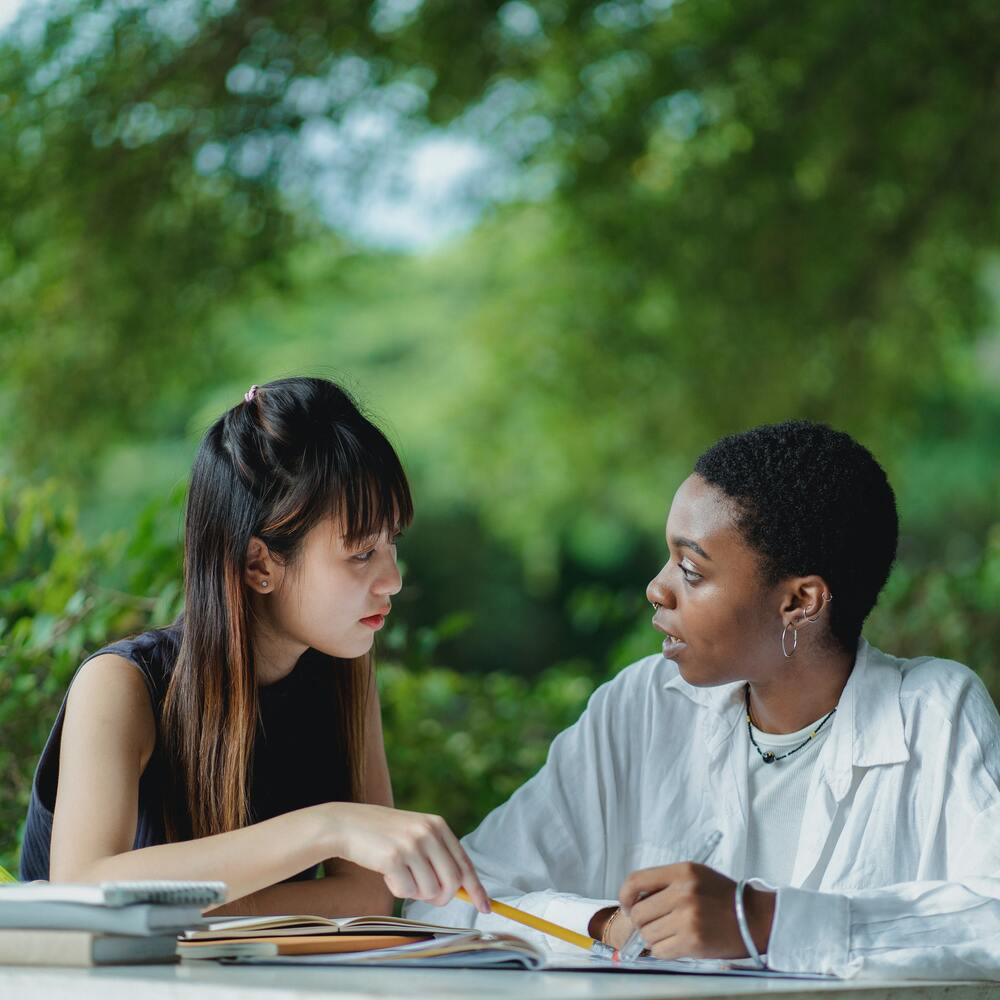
[244,384,259,404]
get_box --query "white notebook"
[0,880,226,907]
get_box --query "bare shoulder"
[64,652,156,760]
[51,653,159,879]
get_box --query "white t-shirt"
[407,640,1000,979]
[745,712,833,885]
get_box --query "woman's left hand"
[619,863,775,960]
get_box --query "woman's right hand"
[325,803,491,913]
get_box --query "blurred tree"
[427,0,1000,567]
[0,0,450,469]
[3,0,999,491]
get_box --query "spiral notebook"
[0,880,226,908]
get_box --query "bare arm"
[49,654,340,900]
[50,655,488,912]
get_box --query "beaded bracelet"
[734,880,765,969]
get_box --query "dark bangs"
[329,419,414,548]
[253,378,413,557]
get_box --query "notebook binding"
[99,881,226,906]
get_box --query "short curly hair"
[693,421,898,653]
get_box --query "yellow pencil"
[456,887,611,955]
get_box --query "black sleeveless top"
[20,625,353,881]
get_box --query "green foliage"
[4,0,1000,505]
[0,478,182,873]
[0,2,292,470]
[0,0,508,475]
[867,527,1000,698]
[379,662,597,837]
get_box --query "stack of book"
[0,879,225,966]
[178,914,545,969]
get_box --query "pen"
[618,831,723,961]
[455,888,615,958]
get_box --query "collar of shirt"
[659,640,910,802]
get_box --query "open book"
[177,915,545,969]
[180,913,466,941]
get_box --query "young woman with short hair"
[412,421,999,979]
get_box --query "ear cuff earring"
[803,592,833,623]
[781,593,833,657]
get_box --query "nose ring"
[651,601,660,611]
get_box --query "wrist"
[587,905,618,943]
[313,801,349,860]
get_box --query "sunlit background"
[2,0,999,871]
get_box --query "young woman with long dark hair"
[20,377,490,917]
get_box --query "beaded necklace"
[744,684,836,764]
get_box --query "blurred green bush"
[866,530,1000,700]
[379,662,598,839]
[0,478,184,873]
[2,478,997,874]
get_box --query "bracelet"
[601,906,624,946]
[734,880,765,969]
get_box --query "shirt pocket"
[623,828,723,875]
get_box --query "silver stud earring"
[260,580,268,589]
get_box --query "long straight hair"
[161,377,413,841]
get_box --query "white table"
[1,964,998,1000]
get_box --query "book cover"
[0,929,179,966]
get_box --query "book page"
[187,913,471,940]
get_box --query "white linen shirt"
[406,640,1000,979]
